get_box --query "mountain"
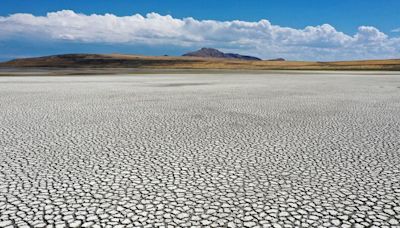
[1,53,400,71]
[183,48,262,61]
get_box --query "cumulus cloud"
[0,10,399,60]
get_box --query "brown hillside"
[1,54,400,71]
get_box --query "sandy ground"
[0,73,400,227]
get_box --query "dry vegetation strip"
[1,54,400,71]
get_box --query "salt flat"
[0,73,400,227]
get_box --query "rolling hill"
[1,53,400,71]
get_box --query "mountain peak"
[183,48,262,61]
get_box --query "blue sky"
[1,0,400,61]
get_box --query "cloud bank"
[0,10,399,60]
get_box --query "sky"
[0,0,400,61]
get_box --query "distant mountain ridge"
[1,53,400,71]
[183,48,262,61]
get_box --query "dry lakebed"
[0,72,400,227]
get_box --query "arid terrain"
[1,54,400,71]
[0,72,399,227]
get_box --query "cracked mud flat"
[1,72,400,228]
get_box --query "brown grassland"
[1,54,400,71]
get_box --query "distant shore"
[1,68,400,77]
[1,54,400,73]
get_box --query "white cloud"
[392,28,400,33]
[0,10,399,60]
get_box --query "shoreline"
[1,67,400,77]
